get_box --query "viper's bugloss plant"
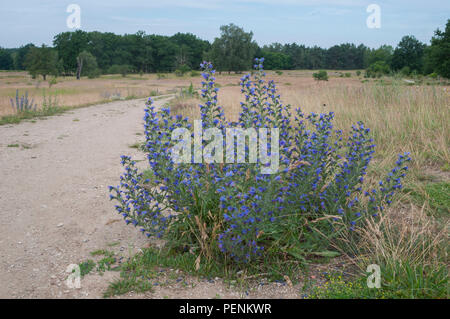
[109,58,411,265]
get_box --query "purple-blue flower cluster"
[109,58,410,263]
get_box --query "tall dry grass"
[352,205,447,267]
[0,71,211,116]
[332,204,448,298]
[286,83,449,172]
[4,70,448,177]
[178,79,449,177]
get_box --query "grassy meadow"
[169,70,449,178]
[1,69,448,298]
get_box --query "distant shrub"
[175,64,191,77]
[178,82,197,98]
[365,61,390,78]
[190,70,200,77]
[108,64,131,77]
[48,77,57,87]
[275,70,283,76]
[344,72,351,78]
[107,65,121,75]
[156,73,166,80]
[356,70,361,76]
[149,89,160,97]
[313,70,329,81]
[87,68,101,79]
[400,66,411,76]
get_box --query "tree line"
[0,21,448,79]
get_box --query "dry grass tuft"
[354,205,447,270]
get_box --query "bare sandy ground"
[0,97,167,298]
[0,97,308,299]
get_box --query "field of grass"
[2,69,448,298]
[168,70,449,180]
[0,71,205,117]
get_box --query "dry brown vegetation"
[2,69,448,179]
[169,70,449,178]
[0,71,201,117]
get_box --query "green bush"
[108,64,132,77]
[108,65,121,75]
[178,82,197,98]
[400,66,411,76]
[190,70,200,77]
[149,89,160,97]
[175,64,191,77]
[313,70,328,81]
[365,61,390,78]
[87,68,101,79]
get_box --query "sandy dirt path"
[0,97,176,298]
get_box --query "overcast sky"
[0,0,448,48]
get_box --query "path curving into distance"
[0,96,172,298]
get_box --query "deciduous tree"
[25,45,59,80]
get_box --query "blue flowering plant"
[109,58,411,267]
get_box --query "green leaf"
[285,247,307,262]
[311,251,341,258]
